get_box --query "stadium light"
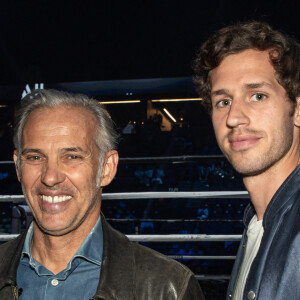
[152,98,202,102]
[99,100,141,104]
[163,108,176,122]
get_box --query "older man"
[194,21,300,300]
[0,90,204,299]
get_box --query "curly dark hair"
[194,21,300,112]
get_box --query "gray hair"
[14,89,119,179]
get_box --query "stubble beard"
[224,123,295,178]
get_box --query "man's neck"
[243,159,299,221]
[30,216,100,275]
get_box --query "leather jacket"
[227,165,300,300]
[0,215,205,300]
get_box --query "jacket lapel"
[0,232,26,291]
[93,215,135,300]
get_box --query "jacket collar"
[243,202,256,228]
[93,214,135,300]
[243,165,300,229]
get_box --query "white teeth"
[41,195,72,203]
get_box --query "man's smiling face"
[210,49,298,176]
[15,105,102,236]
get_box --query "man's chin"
[34,220,75,237]
[231,160,275,177]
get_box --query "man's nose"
[226,99,250,129]
[41,159,66,187]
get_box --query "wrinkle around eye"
[62,154,87,165]
[21,155,45,165]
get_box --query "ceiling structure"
[0,0,299,97]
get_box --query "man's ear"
[294,97,300,127]
[100,150,119,187]
[13,150,21,182]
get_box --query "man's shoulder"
[103,218,193,278]
[97,217,205,299]
[115,228,197,288]
[132,241,193,276]
[0,232,26,259]
[128,241,204,299]
[0,232,26,279]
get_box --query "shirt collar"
[21,216,103,267]
[73,216,103,266]
[21,222,34,263]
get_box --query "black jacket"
[227,165,300,300]
[0,215,205,300]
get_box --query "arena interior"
[0,2,299,298]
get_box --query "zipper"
[12,286,19,300]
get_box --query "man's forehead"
[210,49,277,89]
[22,105,98,146]
[215,49,271,70]
[27,105,94,120]
[24,105,96,130]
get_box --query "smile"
[41,195,72,203]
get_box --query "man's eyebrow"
[60,147,87,153]
[212,82,274,97]
[243,82,273,89]
[211,89,231,97]
[21,149,43,155]
[22,147,88,155]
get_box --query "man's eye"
[27,156,41,161]
[67,155,81,160]
[251,93,267,101]
[216,99,232,107]
[23,155,44,164]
